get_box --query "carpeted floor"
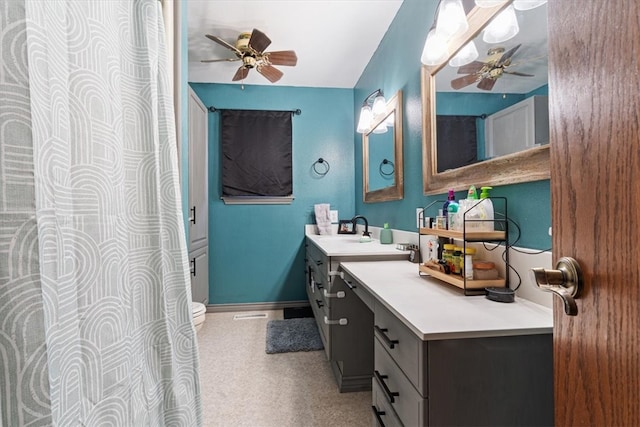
[196,309,371,427]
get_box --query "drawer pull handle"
[374,325,399,349]
[315,260,323,266]
[323,289,345,299]
[371,406,387,427]
[315,299,324,309]
[316,283,324,290]
[345,280,356,290]
[190,258,196,277]
[324,316,348,326]
[374,370,399,404]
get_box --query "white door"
[188,87,208,251]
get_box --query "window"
[220,109,293,204]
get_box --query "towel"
[314,203,332,235]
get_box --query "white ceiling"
[187,0,404,88]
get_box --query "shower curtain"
[0,1,202,425]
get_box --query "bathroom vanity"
[305,231,408,392]
[340,260,553,427]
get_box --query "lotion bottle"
[380,223,393,244]
[443,189,455,229]
[479,186,495,231]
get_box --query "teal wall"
[190,84,355,304]
[353,0,551,250]
[183,0,552,305]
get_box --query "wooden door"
[548,1,640,425]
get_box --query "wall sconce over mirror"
[357,89,387,134]
[421,0,550,195]
[363,91,403,203]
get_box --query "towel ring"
[379,159,394,177]
[313,158,330,176]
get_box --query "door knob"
[530,257,583,316]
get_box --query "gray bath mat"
[266,317,324,354]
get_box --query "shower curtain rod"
[207,106,302,115]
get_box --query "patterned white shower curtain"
[0,1,202,425]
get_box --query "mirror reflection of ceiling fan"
[450,44,534,91]
[201,29,297,83]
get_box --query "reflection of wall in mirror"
[435,84,548,172]
[368,130,395,191]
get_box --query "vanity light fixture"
[513,0,547,10]
[421,28,450,66]
[435,0,468,39]
[448,40,479,67]
[474,0,504,7]
[356,89,387,134]
[482,5,519,43]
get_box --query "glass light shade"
[372,94,386,116]
[482,5,519,44]
[513,0,547,10]
[384,112,395,127]
[372,122,388,134]
[435,0,468,39]
[421,29,450,66]
[475,0,505,7]
[448,41,479,67]
[356,105,373,133]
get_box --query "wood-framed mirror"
[422,0,550,195]
[363,90,403,202]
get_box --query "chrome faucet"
[351,215,370,237]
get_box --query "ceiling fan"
[450,44,534,91]
[201,29,297,83]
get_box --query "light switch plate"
[330,210,338,223]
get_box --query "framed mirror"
[422,1,550,195]
[363,90,403,202]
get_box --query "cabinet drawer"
[342,270,374,311]
[372,379,403,427]
[374,303,427,395]
[374,338,427,427]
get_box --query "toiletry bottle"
[463,185,481,230]
[443,189,455,229]
[447,200,459,231]
[380,223,393,244]
[479,186,495,231]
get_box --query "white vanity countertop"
[339,260,553,341]
[306,232,408,257]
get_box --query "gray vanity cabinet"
[372,302,553,426]
[305,237,406,392]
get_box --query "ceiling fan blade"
[265,50,297,66]
[232,66,250,81]
[201,58,241,63]
[504,71,535,77]
[257,64,283,83]
[451,74,480,90]
[249,29,271,53]
[206,34,242,55]
[497,44,521,66]
[477,77,497,91]
[457,61,486,75]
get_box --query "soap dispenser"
[380,223,393,244]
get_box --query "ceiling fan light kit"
[201,28,297,83]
